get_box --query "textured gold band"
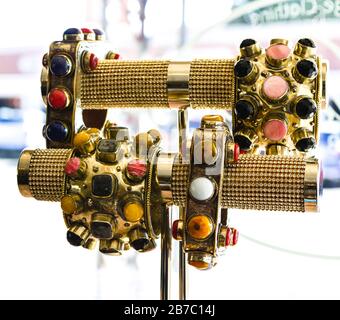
[172,155,316,212]
[189,59,235,109]
[18,149,316,211]
[222,155,306,212]
[20,149,72,201]
[81,60,170,109]
[171,155,189,206]
[80,59,235,109]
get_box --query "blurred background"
[1,0,340,299]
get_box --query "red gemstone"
[225,227,231,246]
[81,28,94,34]
[172,220,179,240]
[89,53,98,70]
[48,88,68,110]
[240,150,247,155]
[234,143,240,161]
[232,228,239,245]
[65,157,80,176]
[127,159,147,179]
[113,53,120,60]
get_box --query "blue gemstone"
[46,121,68,142]
[93,28,105,36]
[63,28,82,36]
[50,55,72,77]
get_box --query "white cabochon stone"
[189,176,215,201]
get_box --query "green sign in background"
[232,0,340,25]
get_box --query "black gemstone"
[298,38,315,48]
[98,139,118,153]
[240,39,256,48]
[131,238,149,251]
[234,134,252,151]
[295,97,317,119]
[67,231,83,246]
[100,247,120,255]
[234,59,253,78]
[91,222,113,239]
[296,59,318,78]
[296,137,315,152]
[235,100,254,119]
[92,174,114,197]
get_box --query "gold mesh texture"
[81,60,170,109]
[171,158,190,206]
[28,149,72,201]
[171,155,306,212]
[222,155,305,212]
[80,59,235,109]
[189,59,235,109]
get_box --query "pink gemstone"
[263,119,287,141]
[266,44,290,60]
[65,157,81,176]
[127,159,147,179]
[262,76,289,100]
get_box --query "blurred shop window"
[0,0,104,48]
[0,98,24,156]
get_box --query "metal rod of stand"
[165,59,190,300]
[160,205,172,300]
[178,109,188,300]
